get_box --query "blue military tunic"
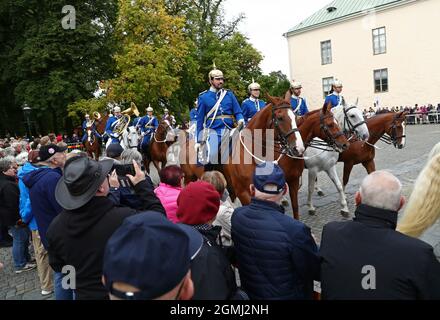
[241,97,266,124]
[81,120,101,143]
[324,92,343,109]
[190,108,198,123]
[105,116,123,144]
[137,115,159,151]
[290,96,309,116]
[196,88,244,164]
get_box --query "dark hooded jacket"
[0,173,20,227]
[23,167,63,248]
[46,179,165,300]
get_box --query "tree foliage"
[0,0,118,134]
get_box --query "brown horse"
[83,114,109,159]
[84,127,100,160]
[143,119,176,174]
[338,111,407,188]
[180,95,305,185]
[223,99,349,220]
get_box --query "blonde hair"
[201,171,227,196]
[397,154,440,237]
[428,142,440,162]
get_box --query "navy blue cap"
[103,212,203,300]
[253,162,286,194]
[106,143,124,159]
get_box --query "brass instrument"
[113,103,140,136]
[93,111,101,120]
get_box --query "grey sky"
[224,0,331,76]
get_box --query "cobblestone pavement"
[1,124,438,300]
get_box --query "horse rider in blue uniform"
[324,79,344,109]
[289,81,309,116]
[188,99,198,138]
[82,114,101,144]
[162,108,176,128]
[195,64,245,167]
[137,106,159,154]
[105,106,124,144]
[190,99,198,127]
[241,79,266,125]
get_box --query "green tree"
[107,0,189,112]
[258,71,291,99]
[0,0,118,134]
[163,0,262,120]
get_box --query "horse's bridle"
[154,121,173,144]
[381,113,406,147]
[272,104,300,156]
[343,106,366,137]
[318,111,346,151]
[123,128,138,149]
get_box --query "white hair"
[121,149,142,166]
[15,152,29,166]
[360,171,402,211]
[4,146,15,157]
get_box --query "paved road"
[0,124,438,300]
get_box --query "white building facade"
[285,0,440,110]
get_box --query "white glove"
[237,120,245,131]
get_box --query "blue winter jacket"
[231,198,320,300]
[17,162,47,231]
[23,167,63,249]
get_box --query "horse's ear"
[264,92,276,105]
[284,88,292,103]
[342,97,347,107]
[355,98,359,106]
[322,101,332,114]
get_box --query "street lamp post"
[22,104,32,139]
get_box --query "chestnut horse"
[84,127,100,160]
[144,119,176,174]
[223,99,349,220]
[180,95,305,185]
[338,111,407,186]
[83,114,109,159]
[307,111,407,215]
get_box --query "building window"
[372,27,386,55]
[321,40,332,65]
[374,69,388,93]
[322,77,334,98]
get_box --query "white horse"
[305,100,369,217]
[105,126,139,151]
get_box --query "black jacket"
[0,173,20,227]
[320,204,440,300]
[46,179,165,300]
[190,225,237,300]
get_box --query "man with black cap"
[102,212,202,300]
[46,157,165,300]
[23,143,67,297]
[231,162,320,300]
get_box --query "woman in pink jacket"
[154,165,184,223]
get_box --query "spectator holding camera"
[107,149,156,210]
[46,157,165,300]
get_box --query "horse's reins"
[366,113,406,149]
[153,121,173,143]
[307,111,345,152]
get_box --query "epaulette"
[199,90,207,96]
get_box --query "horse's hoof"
[341,210,350,218]
[308,210,316,216]
[317,191,325,197]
